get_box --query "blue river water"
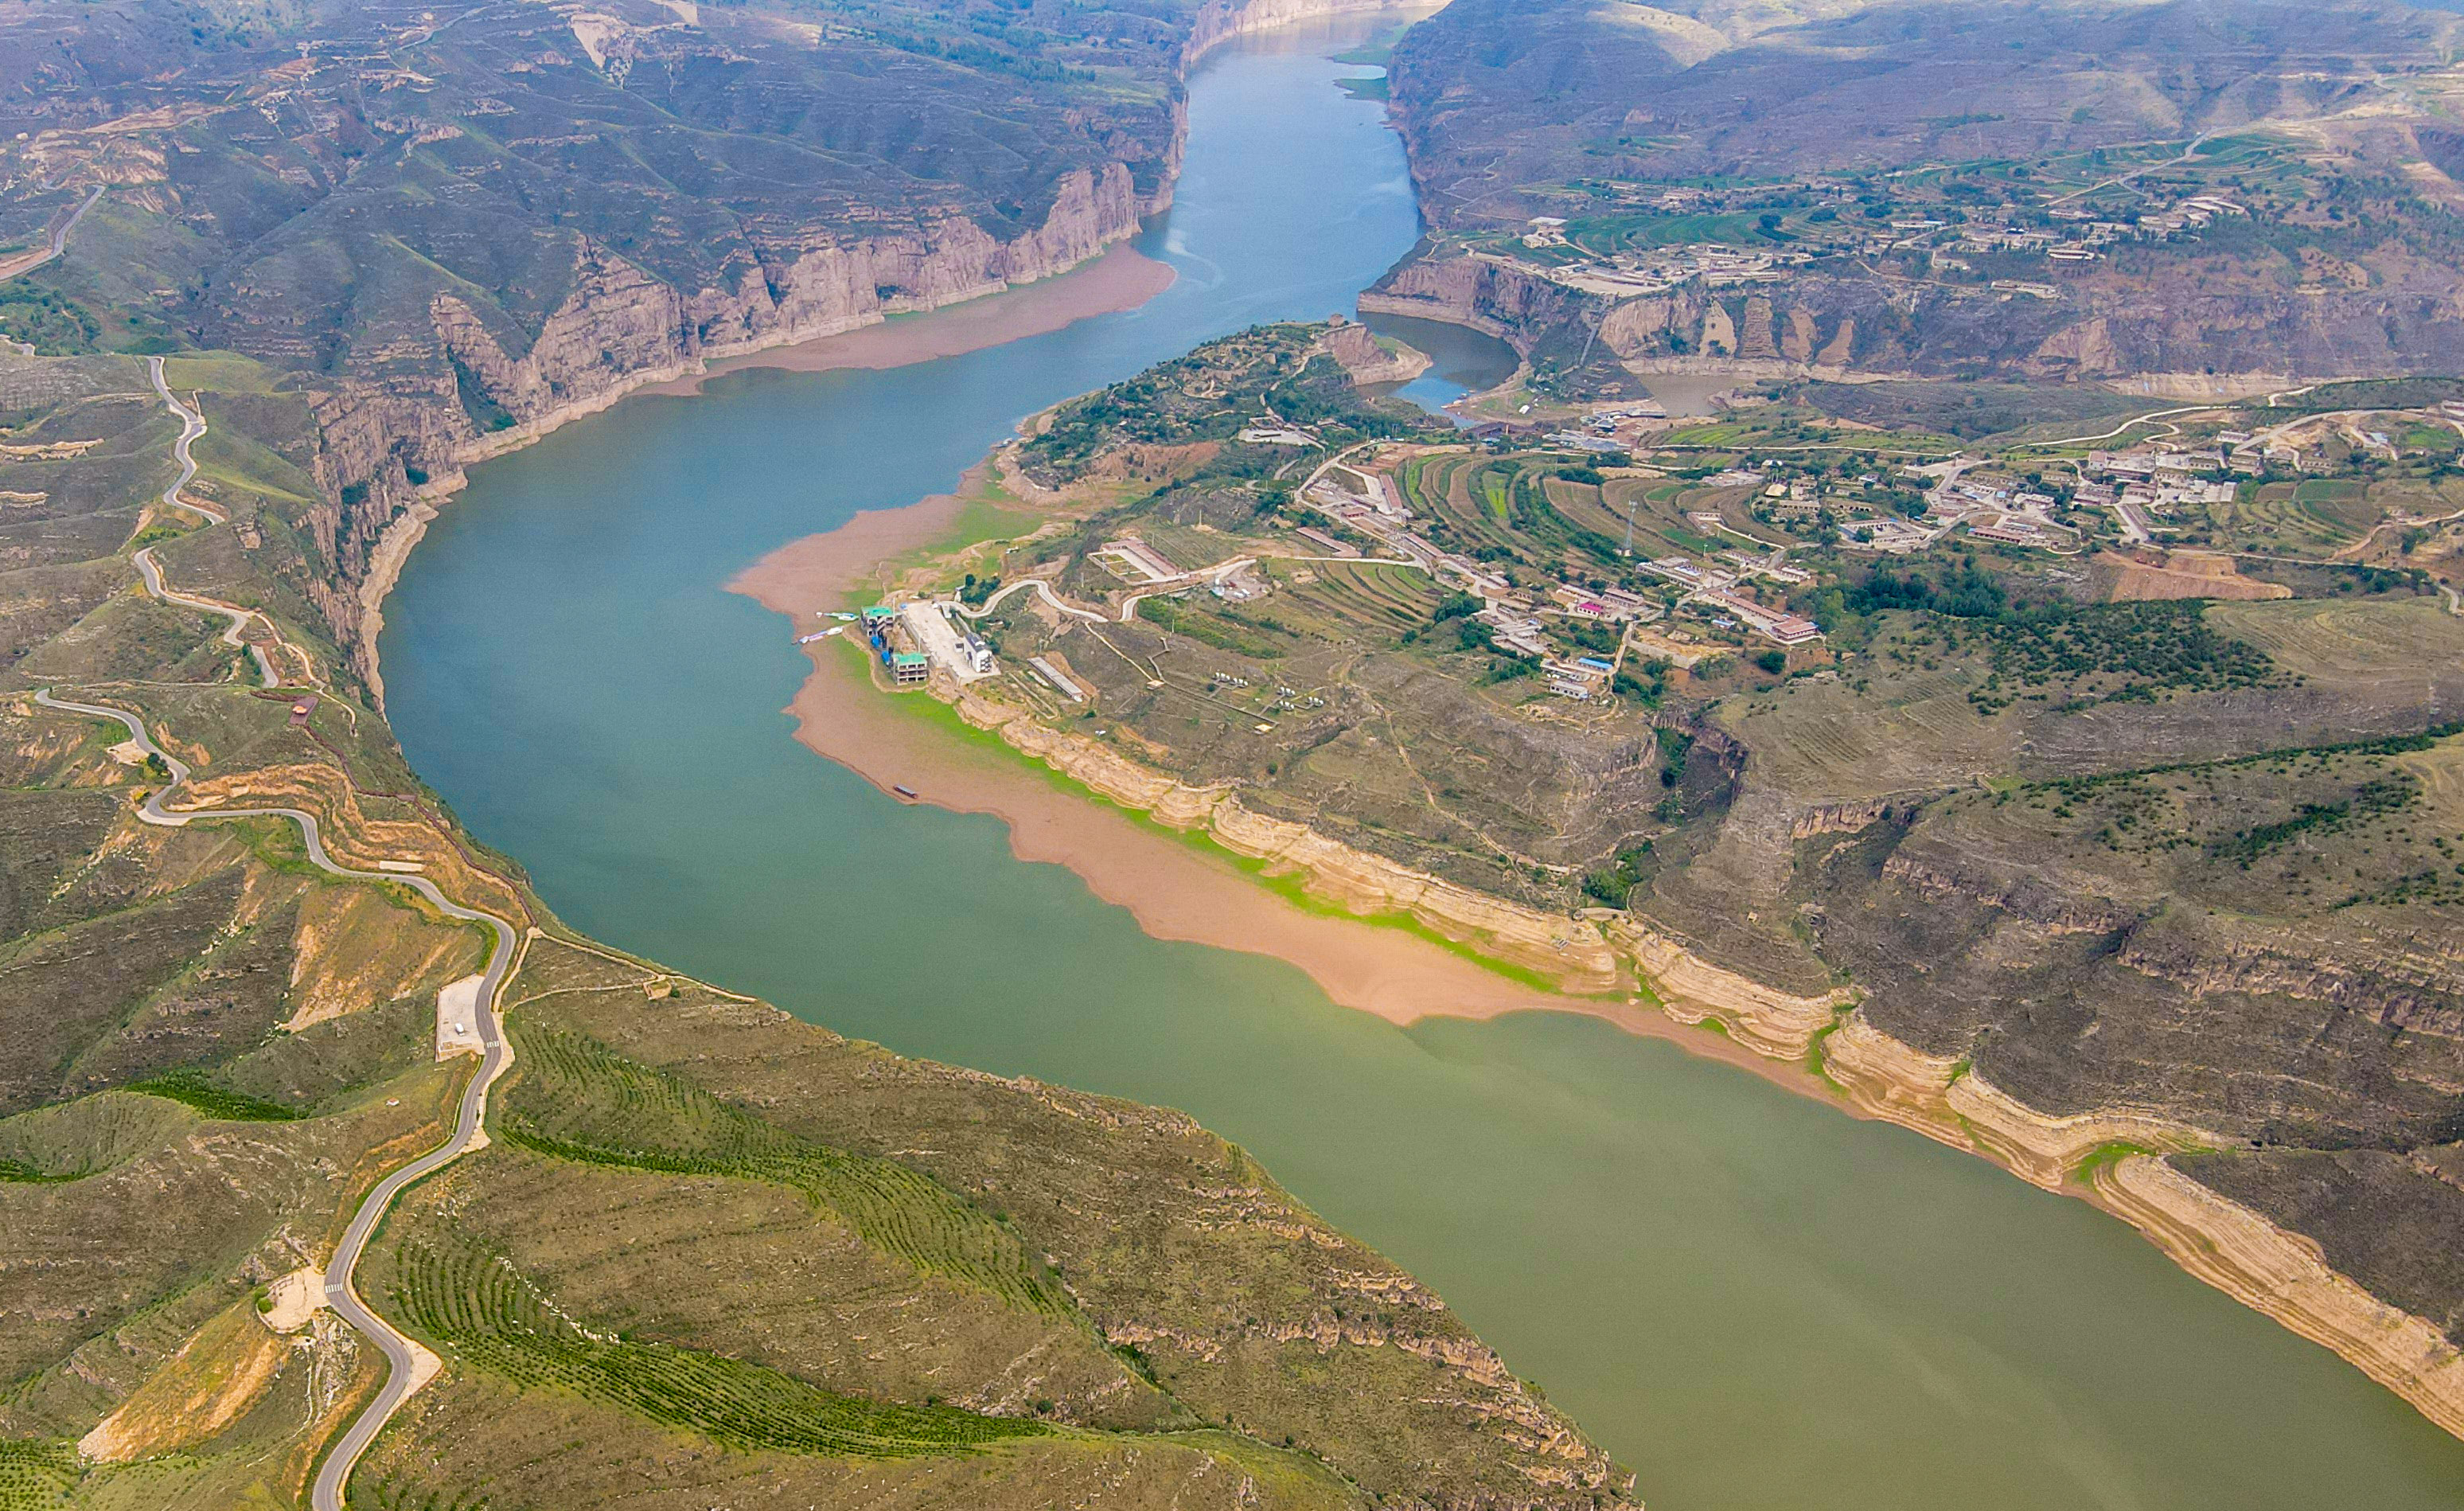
[381,21,2464,1509]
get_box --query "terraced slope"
[0,345,1631,1508]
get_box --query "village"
[850,381,2464,712]
[1477,148,2261,306]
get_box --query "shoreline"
[354,243,1175,705]
[723,485,1799,1089]
[727,464,2464,1447]
[349,0,1424,696]
[640,244,1178,399]
[342,0,2464,1452]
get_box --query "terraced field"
[500,1025,1073,1318]
[1398,452,1650,571]
[387,1233,1049,1458]
[1269,558,1441,640]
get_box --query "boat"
[892,784,918,800]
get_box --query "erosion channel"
[379,18,2464,1510]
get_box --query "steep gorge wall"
[311,0,1401,688]
[1364,250,2464,389]
[308,163,1155,686]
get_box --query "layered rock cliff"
[301,0,1408,689]
[1365,252,2464,388]
[305,162,1156,685]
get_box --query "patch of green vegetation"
[126,518,200,551]
[2069,1140,2162,1185]
[0,283,99,355]
[1581,843,1652,907]
[1801,381,2149,443]
[500,1025,1073,1316]
[1801,1009,1852,1091]
[2210,773,2416,865]
[1137,597,1290,658]
[388,1232,1049,1456]
[1022,325,1438,483]
[2262,377,2464,415]
[0,1438,80,1509]
[450,353,517,433]
[1853,568,2279,710]
[2038,722,2464,798]
[0,1156,76,1184]
[125,1068,306,1122]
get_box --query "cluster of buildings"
[1637,552,1823,646]
[862,601,996,687]
[1928,467,2068,550]
[1302,468,1513,599]
[1490,232,1811,299]
[2076,444,2250,541]
[1295,457,1829,689]
[1488,177,2251,310]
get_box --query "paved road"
[146,355,220,521]
[133,546,279,688]
[0,185,103,283]
[25,687,520,1511]
[135,359,303,688]
[957,576,1108,623]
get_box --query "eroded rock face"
[297,164,1153,677]
[1367,252,2464,385]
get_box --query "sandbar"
[646,243,1177,397]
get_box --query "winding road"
[0,185,103,283]
[34,689,520,1511]
[134,546,279,689]
[146,354,219,523]
[138,356,325,689]
[30,362,522,1508]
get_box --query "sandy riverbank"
[728,472,2464,1444]
[725,490,1816,1088]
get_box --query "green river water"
[379,19,2464,1509]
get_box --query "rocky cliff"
[1366,252,2464,392]
[306,162,1156,685]
[304,0,1407,689]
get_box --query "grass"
[158,351,284,394]
[125,1068,306,1122]
[0,1439,78,1510]
[499,1024,1074,1316]
[388,1232,1051,1457]
[2070,1140,2164,1186]
[0,1156,76,1184]
[1803,1008,1852,1093]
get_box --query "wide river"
[382,19,2464,1509]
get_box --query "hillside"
[1369,0,2464,394]
[0,0,1386,681]
[852,326,2464,1433]
[0,346,1631,1506]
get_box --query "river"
[379,18,2464,1509]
